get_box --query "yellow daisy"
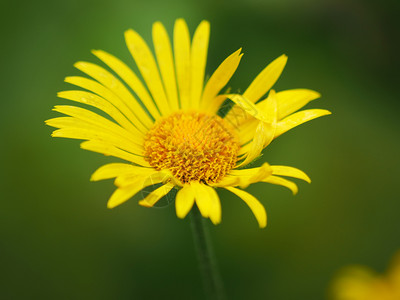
[46,19,330,228]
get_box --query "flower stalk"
[190,205,225,300]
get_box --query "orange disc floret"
[144,111,240,184]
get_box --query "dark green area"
[1,0,399,299]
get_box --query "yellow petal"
[90,163,152,181]
[173,19,191,109]
[51,105,143,143]
[175,185,196,219]
[80,140,149,167]
[139,182,175,207]
[237,91,277,165]
[125,29,170,116]
[202,184,221,225]
[190,20,210,109]
[224,94,269,123]
[141,170,173,188]
[152,22,179,111]
[236,118,258,146]
[275,89,321,119]
[224,186,267,228]
[189,182,221,224]
[48,113,143,155]
[229,162,272,188]
[115,170,171,188]
[262,175,298,195]
[271,165,311,183]
[243,54,287,103]
[223,104,253,130]
[74,61,153,129]
[190,181,210,218]
[107,177,147,208]
[201,49,243,113]
[210,176,241,187]
[65,76,148,134]
[57,90,141,134]
[47,112,143,148]
[275,109,331,137]
[236,116,276,168]
[91,50,161,120]
[50,124,144,158]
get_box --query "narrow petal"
[115,170,172,188]
[51,105,143,143]
[201,184,221,225]
[201,49,243,113]
[152,22,179,111]
[262,175,298,195]
[139,182,175,207]
[48,106,144,146]
[57,90,141,134]
[49,106,144,152]
[190,182,210,218]
[174,19,191,109]
[175,185,196,219]
[189,182,221,224]
[65,76,148,134]
[51,126,144,156]
[271,165,311,183]
[80,141,149,167]
[107,182,143,208]
[74,61,153,128]
[275,89,321,119]
[90,163,152,181]
[91,50,161,120]
[210,176,241,188]
[224,187,267,228]
[125,29,170,116]
[229,162,272,188]
[190,20,210,109]
[243,54,287,103]
[275,109,332,137]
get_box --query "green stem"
[190,205,225,300]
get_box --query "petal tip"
[138,200,151,207]
[107,201,116,209]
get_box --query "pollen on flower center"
[143,111,240,184]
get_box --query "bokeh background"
[1,0,399,299]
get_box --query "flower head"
[46,19,330,228]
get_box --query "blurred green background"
[1,0,399,299]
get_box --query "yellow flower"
[46,19,330,228]
[330,251,400,300]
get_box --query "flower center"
[144,111,240,184]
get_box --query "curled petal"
[225,186,267,228]
[271,165,311,183]
[262,175,298,195]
